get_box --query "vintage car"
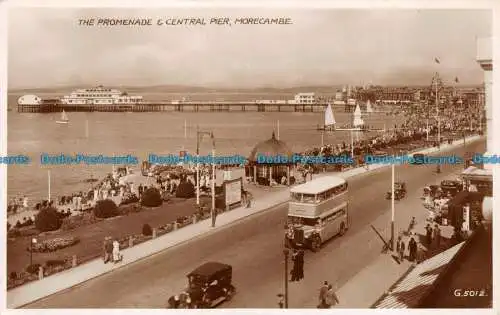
[168,262,235,308]
[386,182,407,200]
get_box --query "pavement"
[7,135,483,308]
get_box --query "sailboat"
[56,110,69,124]
[317,104,336,131]
[353,104,364,127]
[366,100,374,114]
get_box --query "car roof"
[187,262,232,278]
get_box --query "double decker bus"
[285,175,349,252]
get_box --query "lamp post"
[195,127,213,206]
[210,132,216,228]
[390,164,395,251]
[283,248,289,308]
[30,237,37,265]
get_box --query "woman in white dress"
[112,240,122,263]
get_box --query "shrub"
[175,181,195,199]
[19,227,39,237]
[9,271,17,280]
[141,188,163,207]
[26,263,41,275]
[120,192,139,206]
[7,228,21,238]
[35,207,63,232]
[46,259,66,268]
[7,222,11,231]
[93,199,119,218]
[142,223,153,236]
[61,213,100,231]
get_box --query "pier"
[17,101,358,113]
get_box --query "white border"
[1,1,498,315]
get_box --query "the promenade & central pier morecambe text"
[78,17,293,27]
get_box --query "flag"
[455,77,459,83]
[434,57,440,64]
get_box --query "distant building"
[60,85,143,106]
[294,92,315,104]
[17,94,42,105]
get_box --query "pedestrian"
[433,224,441,248]
[396,236,401,253]
[416,244,426,263]
[297,249,304,280]
[167,295,180,308]
[318,281,329,308]
[399,238,406,261]
[290,250,299,281]
[112,239,122,263]
[325,284,340,308]
[103,236,113,263]
[425,224,433,248]
[408,237,417,262]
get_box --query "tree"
[35,206,63,232]
[141,187,163,207]
[93,199,119,218]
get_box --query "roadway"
[24,140,484,308]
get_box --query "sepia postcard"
[1,0,497,313]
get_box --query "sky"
[7,8,492,89]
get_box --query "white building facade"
[60,86,143,105]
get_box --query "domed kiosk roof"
[248,132,293,163]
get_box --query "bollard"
[72,255,77,268]
[152,228,157,239]
[128,236,134,247]
[193,214,197,224]
[38,266,44,280]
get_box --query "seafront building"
[60,86,143,106]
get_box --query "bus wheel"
[339,223,346,236]
[310,236,321,252]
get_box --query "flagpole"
[48,170,51,202]
[391,163,395,251]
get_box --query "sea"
[7,92,403,202]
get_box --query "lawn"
[7,196,211,274]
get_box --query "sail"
[366,100,373,113]
[324,104,336,126]
[353,104,364,127]
[61,110,69,121]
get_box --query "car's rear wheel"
[225,285,235,301]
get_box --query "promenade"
[7,135,482,308]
